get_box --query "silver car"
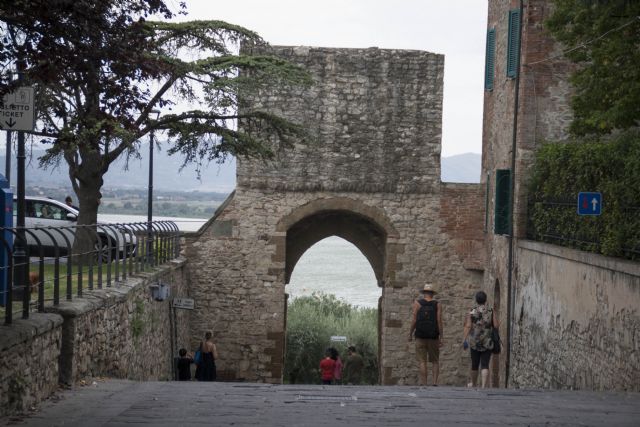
[12,196,137,260]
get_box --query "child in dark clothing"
[177,348,193,381]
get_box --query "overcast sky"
[177,0,489,157]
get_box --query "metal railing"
[0,221,181,325]
[527,198,640,260]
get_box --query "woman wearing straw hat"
[409,283,443,386]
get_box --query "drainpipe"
[505,0,524,389]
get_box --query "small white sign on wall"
[173,297,195,310]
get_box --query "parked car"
[11,196,137,259]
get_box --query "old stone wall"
[0,260,190,416]
[51,259,190,384]
[187,189,484,385]
[0,314,62,416]
[238,46,443,195]
[186,46,485,385]
[512,241,640,391]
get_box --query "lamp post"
[147,110,160,265]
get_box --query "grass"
[0,257,155,321]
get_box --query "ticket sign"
[0,87,35,131]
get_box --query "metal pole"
[13,63,28,311]
[5,130,11,184]
[146,110,160,266]
[505,0,524,389]
[147,129,154,265]
[15,127,27,313]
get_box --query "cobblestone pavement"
[5,380,640,427]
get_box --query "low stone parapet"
[0,258,190,417]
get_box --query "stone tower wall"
[186,46,484,385]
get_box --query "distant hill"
[2,146,481,190]
[2,144,236,192]
[441,152,481,183]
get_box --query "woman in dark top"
[199,331,219,381]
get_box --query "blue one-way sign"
[577,192,602,216]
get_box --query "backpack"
[415,300,439,339]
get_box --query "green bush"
[285,293,378,384]
[528,130,640,259]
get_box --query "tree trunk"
[71,151,105,263]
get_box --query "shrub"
[285,293,378,384]
[528,129,640,259]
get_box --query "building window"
[485,28,496,90]
[506,9,520,79]
[494,169,511,235]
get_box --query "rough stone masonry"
[185,46,485,385]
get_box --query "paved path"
[6,380,640,427]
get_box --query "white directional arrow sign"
[577,192,602,216]
[0,87,35,131]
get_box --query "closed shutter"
[485,28,496,90]
[506,9,520,78]
[494,169,511,235]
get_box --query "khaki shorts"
[415,338,440,363]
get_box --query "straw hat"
[421,283,438,294]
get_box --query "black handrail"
[1,220,181,324]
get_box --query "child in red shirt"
[319,349,336,385]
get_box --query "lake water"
[100,214,380,308]
[98,214,207,232]
[287,236,380,308]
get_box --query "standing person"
[176,348,194,381]
[330,348,343,385]
[65,195,79,210]
[409,283,443,386]
[319,348,336,385]
[344,346,364,385]
[199,331,218,381]
[463,291,499,388]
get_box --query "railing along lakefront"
[0,221,181,325]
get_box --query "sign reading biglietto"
[0,87,35,131]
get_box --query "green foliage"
[131,298,145,339]
[546,0,640,136]
[0,0,311,229]
[285,293,378,385]
[528,130,640,259]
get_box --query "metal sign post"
[2,84,35,307]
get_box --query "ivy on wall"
[528,130,640,259]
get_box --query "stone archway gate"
[185,46,485,385]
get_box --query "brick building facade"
[482,0,640,391]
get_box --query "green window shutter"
[506,9,520,79]
[484,28,496,90]
[494,169,511,235]
[484,172,490,233]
